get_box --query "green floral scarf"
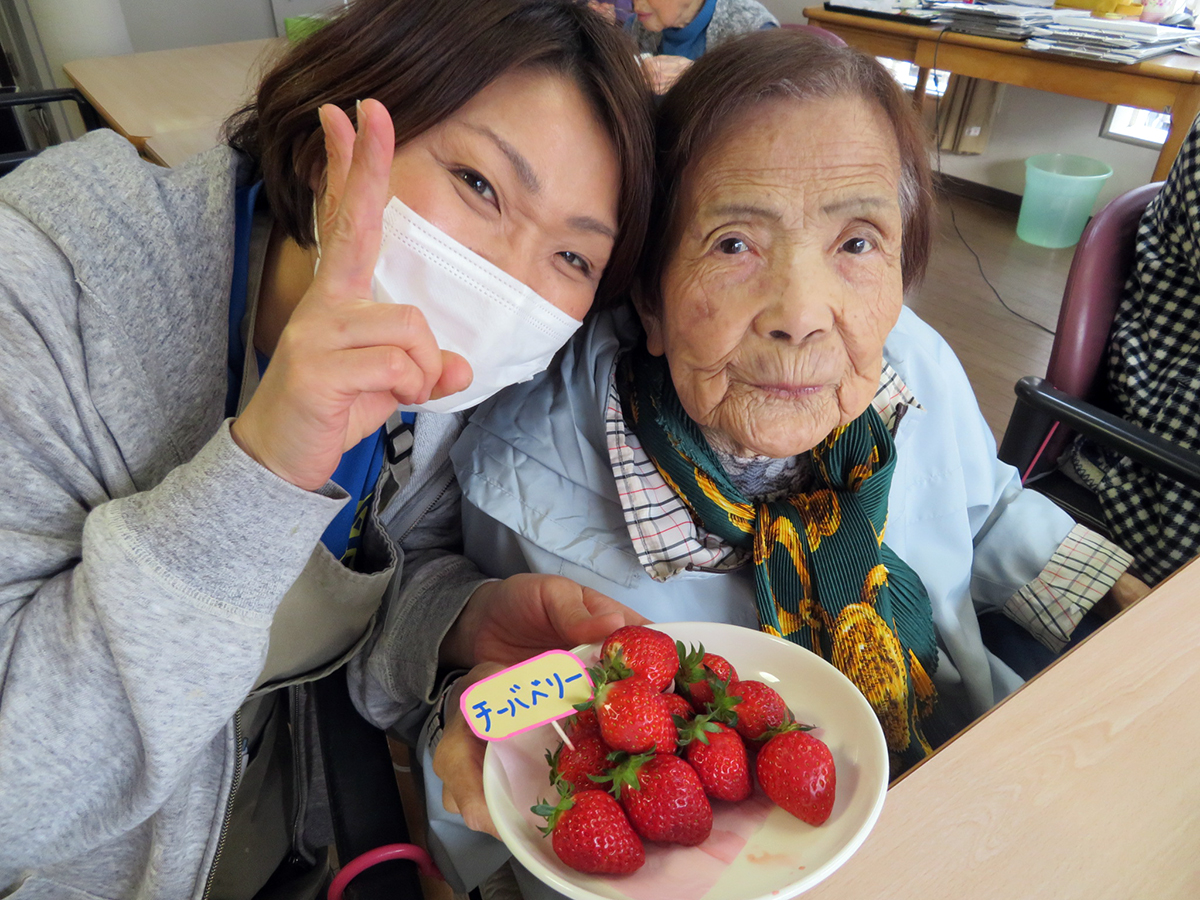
[618,344,939,771]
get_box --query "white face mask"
[369,197,585,414]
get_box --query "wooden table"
[804,7,1200,180]
[805,557,1200,899]
[64,38,285,166]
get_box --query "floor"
[908,191,1076,444]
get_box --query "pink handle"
[327,843,444,900]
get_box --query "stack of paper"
[1024,16,1195,63]
[925,2,1090,41]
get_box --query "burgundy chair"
[997,180,1200,530]
[781,22,848,46]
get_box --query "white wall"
[27,0,132,85]
[762,2,1162,206]
[116,0,276,51]
[933,86,1159,208]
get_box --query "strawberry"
[756,727,836,826]
[547,734,613,792]
[601,626,679,691]
[564,707,600,741]
[660,691,694,728]
[675,642,739,712]
[593,676,677,754]
[605,751,713,846]
[719,679,791,743]
[533,788,645,874]
[678,717,752,802]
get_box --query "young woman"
[0,1,652,897]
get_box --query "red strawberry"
[722,680,791,743]
[679,718,752,802]
[756,728,836,826]
[565,707,600,741]
[660,691,695,727]
[601,626,679,691]
[606,752,713,845]
[533,788,645,874]
[675,642,739,712]
[594,676,677,754]
[548,734,612,791]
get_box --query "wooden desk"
[143,124,226,168]
[64,39,285,164]
[804,7,1200,180]
[806,558,1200,900]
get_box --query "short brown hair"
[637,28,934,317]
[226,0,654,306]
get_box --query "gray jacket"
[0,131,481,898]
[627,0,778,55]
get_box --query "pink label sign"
[459,650,594,741]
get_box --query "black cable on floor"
[929,29,1057,337]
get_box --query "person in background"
[1065,114,1200,587]
[425,29,1149,899]
[589,0,635,24]
[0,0,653,897]
[628,0,778,92]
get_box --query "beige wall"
[761,1,1164,206]
[115,0,275,51]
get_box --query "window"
[875,57,951,97]
[1101,105,1170,149]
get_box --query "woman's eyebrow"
[821,196,889,216]
[465,124,540,194]
[569,215,616,239]
[704,202,782,222]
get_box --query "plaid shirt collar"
[606,360,921,582]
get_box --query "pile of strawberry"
[532,626,836,876]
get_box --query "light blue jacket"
[453,304,1081,728]
[430,303,1079,893]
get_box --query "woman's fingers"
[314,98,396,299]
[284,301,472,403]
[429,351,473,401]
[434,668,503,839]
[318,103,356,223]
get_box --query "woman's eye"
[559,251,592,276]
[717,236,749,255]
[841,236,874,255]
[457,169,496,204]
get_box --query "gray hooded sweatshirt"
[0,131,483,898]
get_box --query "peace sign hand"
[231,100,472,491]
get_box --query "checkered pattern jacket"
[1072,115,1200,584]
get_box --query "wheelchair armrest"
[0,88,104,130]
[313,667,424,900]
[1014,376,1200,493]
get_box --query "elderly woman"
[426,28,1148,898]
[629,0,777,91]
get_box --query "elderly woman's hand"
[641,54,692,94]
[440,573,651,670]
[435,575,650,835]
[433,662,506,837]
[1093,572,1151,619]
[587,0,619,23]
[231,100,472,491]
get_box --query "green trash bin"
[1016,153,1113,249]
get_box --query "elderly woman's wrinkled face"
[644,94,905,459]
[633,0,706,31]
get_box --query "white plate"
[482,621,889,900]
